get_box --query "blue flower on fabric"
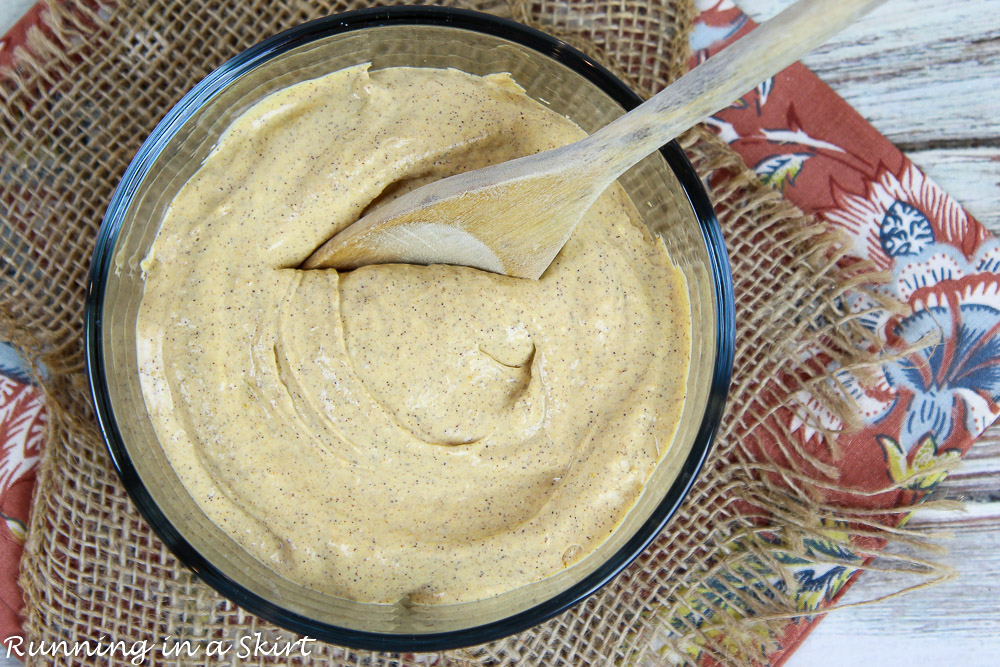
[884,301,1000,448]
[0,341,34,385]
[879,200,934,257]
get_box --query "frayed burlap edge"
[1,1,953,665]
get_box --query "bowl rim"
[84,4,735,652]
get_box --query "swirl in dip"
[136,65,690,604]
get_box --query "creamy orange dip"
[136,65,690,604]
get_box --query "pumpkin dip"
[136,65,690,604]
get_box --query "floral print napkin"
[689,1,999,662]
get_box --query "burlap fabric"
[0,0,922,665]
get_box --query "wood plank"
[0,0,35,36]
[786,502,1000,666]
[936,421,1000,501]
[909,500,1000,525]
[935,472,1000,503]
[736,0,1000,146]
[907,147,1000,232]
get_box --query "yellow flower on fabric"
[877,434,960,492]
[0,512,26,544]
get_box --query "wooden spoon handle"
[582,0,887,178]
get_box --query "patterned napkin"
[1,0,995,664]
[691,1,999,662]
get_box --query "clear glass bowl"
[85,6,734,651]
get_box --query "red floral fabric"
[692,1,998,663]
[0,376,43,642]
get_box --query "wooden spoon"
[302,0,886,279]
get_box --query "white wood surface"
[908,148,1000,228]
[1,1,998,665]
[0,0,34,37]
[734,0,1000,664]
[739,0,1000,143]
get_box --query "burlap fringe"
[1,1,955,665]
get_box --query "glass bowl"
[85,5,734,652]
